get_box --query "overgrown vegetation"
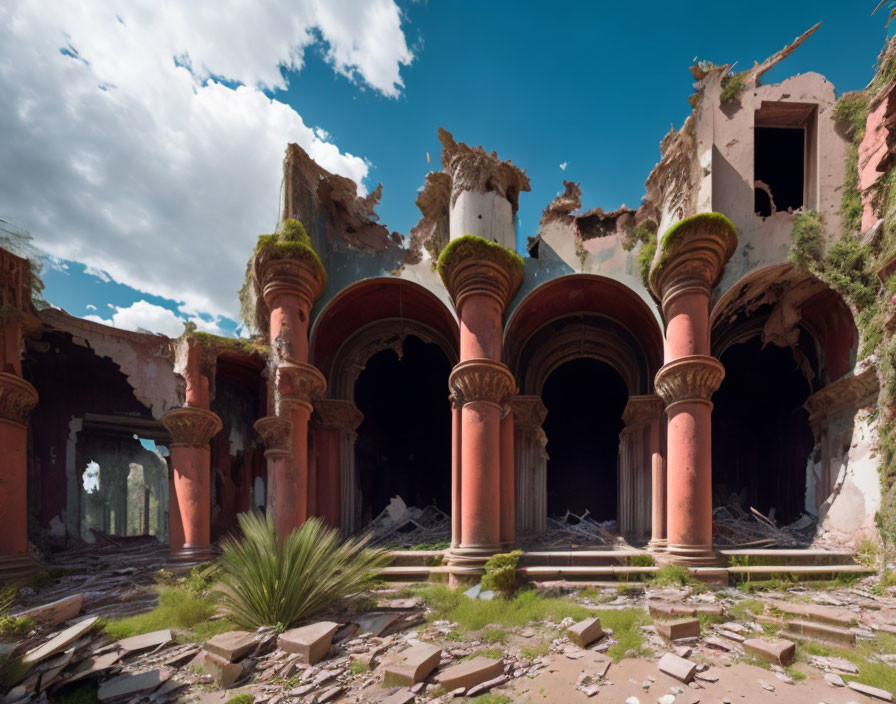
[622,221,658,287]
[798,633,896,692]
[437,235,525,284]
[648,564,706,592]
[218,512,388,631]
[651,212,737,289]
[0,586,32,641]
[481,550,522,598]
[720,71,748,103]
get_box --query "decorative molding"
[440,254,522,311]
[804,366,880,435]
[449,359,516,407]
[313,399,364,432]
[512,395,548,429]
[257,257,326,311]
[622,394,664,427]
[649,214,738,309]
[0,372,38,425]
[276,361,327,403]
[654,355,725,407]
[160,406,222,446]
[254,415,292,457]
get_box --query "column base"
[168,544,219,565]
[0,554,41,582]
[446,544,501,585]
[647,538,668,552]
[665,543,720,566]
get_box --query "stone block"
[277,621,340,664]
[382,643,442,687]
[23,616,98,665]
[204,630,256,662]
[13,594,83,627]
[434,656,504,691]
[657,652,696,683]
[654,618,699,641]
[566,617,603,647]
[203,650,247,687]
[118,629,173,653]
[742,638,796,666]
[785,618,856,644]
[848,681,893,701]
[380,690,416,704]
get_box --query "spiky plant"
[218,512,388,630]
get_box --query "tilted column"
[512,396,548,535]
[161,406,222,562]
[252,226,327,537]
[313,399,363,532]
[648,213,736,565]
[617,395,664,543]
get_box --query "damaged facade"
[2,27,895,579]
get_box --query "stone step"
[727,564,872,579]
[387,551,447,567]
[719,549,858,566]
[377,565,453,581]
[520,565,659,581]
[765,598,857,628]
[784,618,857,644]
[518,550,650,567]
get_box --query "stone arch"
[309,278,459,535]
[503,275,665,541]
[709,264,875,535]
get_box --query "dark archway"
[541,358,628,520]
[353,335,452,525]
[712,336,815,524]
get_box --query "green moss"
[648,564,706,592]
[650,213,737,290]
[574,234,588,269]
[348,660,368,675]
[469,695,512,704]
[437,235,524,284]
[834,93,871,139]
[481,550,522,598]
[464,647,504,660]
[788,210,825,272]
[628,554,655,567]
[0,615,33,640]
[622,222,655,252]
[225,696,254,704]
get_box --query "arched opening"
[542,358,628,520]
[712,336,814,524]
[711,264,859,534]
[353,335,452,526]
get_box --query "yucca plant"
[218,512,388,630]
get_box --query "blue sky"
[5,1,890,337]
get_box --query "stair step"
[765,598,857,628]
[785,618,857,644]
[387,550,446,567]
[520,565,658,580]
[720,549,857,566]
[519,550,650,567]
[727,564,871,579]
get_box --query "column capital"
[161,407,222,447]
[276,361,327,405]
[438,238,524,311]
[511,395,548,429]
[0,372,38,425]
[438,127,531,214]
[654,355,725,408]
[622,394,664,427]
[313,398,364,432]
[648,212,738,309]
[449,359,516,407]
[257,254,326,313]
[254,415,292,457]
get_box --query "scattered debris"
[712,503,816,548]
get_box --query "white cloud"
[0,1,414,322]
[85,304,96,311]
[83,299,228,337]
[559,162,568,171]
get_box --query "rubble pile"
[364,497,450,548]
[519,510,622,549]
[711,504,816,548]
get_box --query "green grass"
[648,565,707,592]
[348,661,367,675]
[520,641,550,659]
[728,599,764,621]
[469,695,511,704]
[796,633,896,692]
[103,586,234,640]
[598,608,651,662]
[419,585,593,631]
[480,627,509,644]
[225,696,254,704]
[52,682,100,704]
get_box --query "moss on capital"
[437,234,524,284]
[649,212,738,290]
[181,323,269,357]
[253,218,326,283]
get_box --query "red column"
[499,408,515,547]
[313,399,360,530]
[649,213,736,565]
[450,401,462,548]
[441,246,522,580]
[253,415,292,537]
[161,405,222,562]
[254,248,327,537]
[648,454,667,551]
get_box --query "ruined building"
[2,27,896,580]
